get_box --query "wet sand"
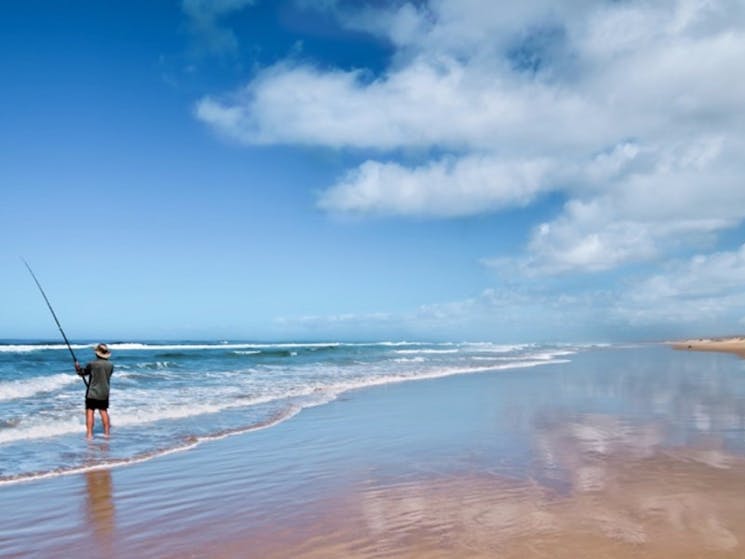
[253,454,745,559]
[2,345,745,558]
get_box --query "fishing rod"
[22,258,88,387]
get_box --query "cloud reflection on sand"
[335,418,745,558]
[269,408,745,558]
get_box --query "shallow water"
[0,339,580,482]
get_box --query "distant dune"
[670,337,745,358]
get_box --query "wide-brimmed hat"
[94,343,111,359]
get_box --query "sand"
[2,344,745,558]
[253,454,745,559]
[671,336,745,358]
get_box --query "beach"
[2,344,745,557]
[671,337,745,359]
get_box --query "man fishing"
[22,260,116,439]
[75,344,114,438]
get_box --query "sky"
[2,0,745,343]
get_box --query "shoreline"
[0,355,568,487]
[670,336,745,358]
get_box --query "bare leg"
[86,409,95,439]
[100,410,111,437]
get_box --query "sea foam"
[0,373,78,401]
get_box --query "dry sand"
[671,336,745,358]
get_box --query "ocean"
[0,340,585,483]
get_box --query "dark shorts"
[85,398,109,410]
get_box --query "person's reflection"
[85,468,115,545]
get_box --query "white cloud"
[629,244,745,300]
[318,155,557,217]
[196,56,585,151]
[526,202,659,273]
[613,244,745,327]
[196,0,745,275]
[519,136,745,273]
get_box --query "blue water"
[0,339,585,483]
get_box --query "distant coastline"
[670,336,745,358]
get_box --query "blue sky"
[2,0,745,342]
